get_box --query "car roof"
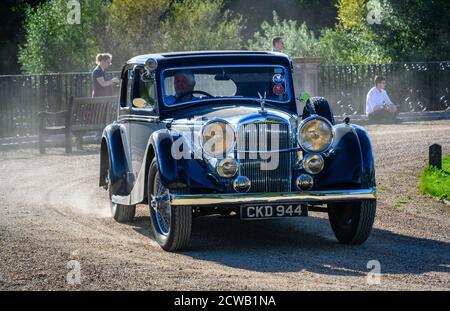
[126,50,291,67]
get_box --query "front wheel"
[328,200,376,245]
[148,158,192,251]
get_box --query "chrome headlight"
[298,116,333,153]
[201,120,235,157]
[303,153,324,174]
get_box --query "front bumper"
[170,188,376,207]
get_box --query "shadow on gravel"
[133,214,450,276]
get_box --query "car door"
[129,65,163,203]
[115,66,133,202]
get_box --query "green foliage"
[334,0,450,62]
[337,0,366,30]
[318,25,391,64]
[371,0,450,62]
[19,0,245,73]
[420,155,450,201]
[160,0,245,51]
[247,11,320,57]
[316,0,390,64]
[17,0,450,73]
[19,0,111,73]
[108,0,172,67]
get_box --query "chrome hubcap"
[152,173,171,235]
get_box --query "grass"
[420,154,450,200]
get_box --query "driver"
[166,70,197,104]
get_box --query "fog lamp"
[233,176,251,192]
[303,153,324,174]
[217,158,238,178]
[296,174,314,190]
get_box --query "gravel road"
[0,120,449,290]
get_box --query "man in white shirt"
[366,76,398,122]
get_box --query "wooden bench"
[38,96,118,153]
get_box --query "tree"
[372,0,450,61]
[223,0,338,39]
[318,25,391,64]
[332,0,450,62]
[19,0,111,73]
[317,0,390,64]
[247,11,320,57]
[0,0,45,74]
[337,0,366,30]
[108,0,172,66]
[160,0,245,51]
[108,0,245,64]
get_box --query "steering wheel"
[174,90,214,104]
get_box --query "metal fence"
[318,62,450,116]
[0,71,120,139]
[1,62,450,139]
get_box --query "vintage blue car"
[99,51,376,251]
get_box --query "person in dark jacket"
[91,53,119,97]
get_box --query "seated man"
[366,76,399,122]
[166,70,197,105]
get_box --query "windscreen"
[162,65,291,106]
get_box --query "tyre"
[328,200,376,244]
[109,186,136,222]
[328,173,376,244]
[106,160,135,223]
[302,97,335,125]
[148,158,192,251]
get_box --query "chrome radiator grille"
[236,122,292,192]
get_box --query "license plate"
[240,204,305,219]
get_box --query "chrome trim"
[118,115,160,122]
[144,57,158,71]
[302,153,324,175]
[169,188,376,206]
[236,116,292,193]
[233,176,251,192]
[216,157,239,178]
[297,115,335,154]
[296,174,314,190]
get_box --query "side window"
[132,67,157,114]
[120,68,132,108]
